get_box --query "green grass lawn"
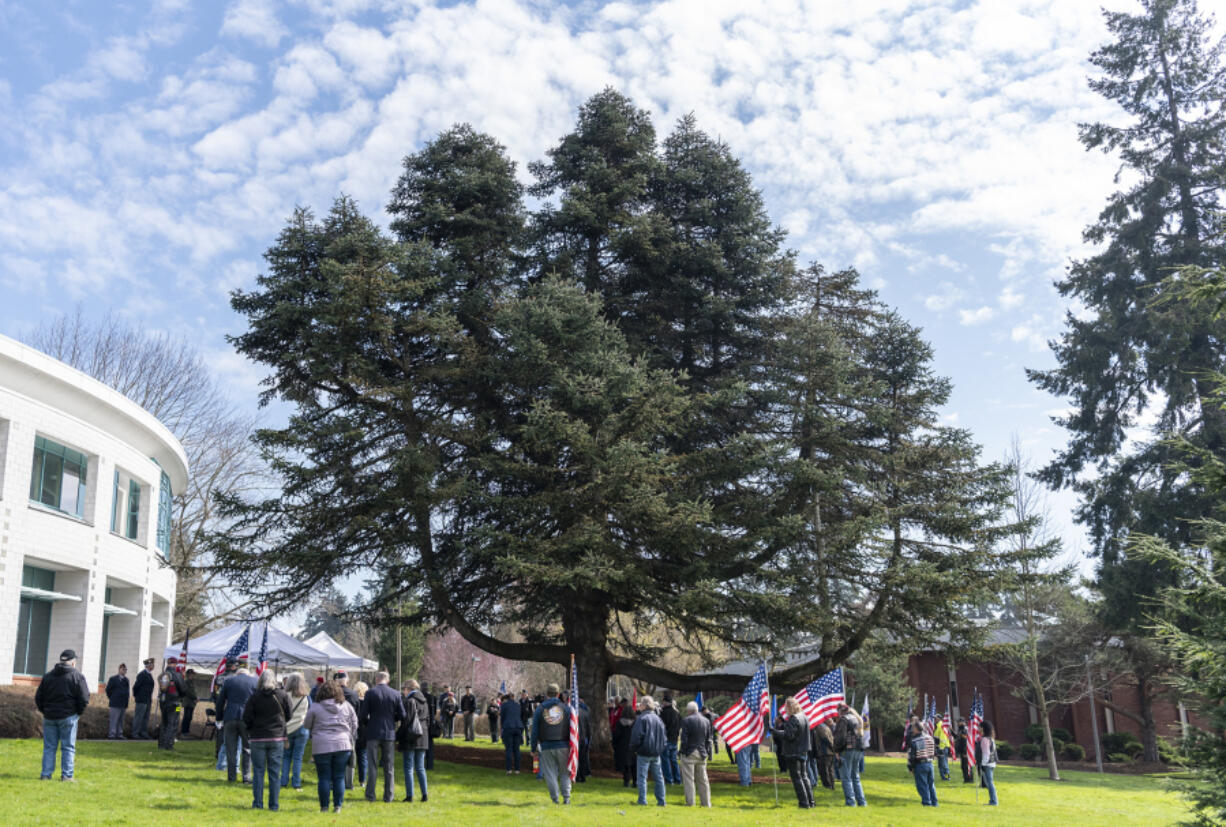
[0,737,1188,825]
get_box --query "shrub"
[1025,724,1045,743]
[1124,741,1145,758]
[1157,737,1181,765]
[1062,743,1086,761]
[1045,737,1065,758]
[1050,727,1073,743]
[1106,752,1132,763]
[996,739,1014,760]
[1102,732,1142,755]
[1018,742,1040,761]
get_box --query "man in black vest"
[530,683,573,804]
[132,657,156,739]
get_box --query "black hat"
[335,669,348,678]
[59,649,76,662]
[663,693,673,702]
[144,657,155,665]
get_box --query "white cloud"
[958,305,995,326]
[221,0,290,48]
[924,281,964,312]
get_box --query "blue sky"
[0,0,1171,568]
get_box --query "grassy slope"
[0,738,1187,826]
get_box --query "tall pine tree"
[1029,0,1226,761]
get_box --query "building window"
[127,479,141,540]
[111,470,123,533]
[29,436,88,518]
[14,566,55,677]
[99,586,113,683]
[156,470,172,557]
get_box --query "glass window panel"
[39,453,62,508]
[21,565,55,590]
[127,479,141,540]
[13,598,51,676]
[60,464,81,516]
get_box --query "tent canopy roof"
[303,631,379,671]
[164,621,331,669]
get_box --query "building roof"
[0,333,189,490]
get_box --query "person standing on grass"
[420,681,438,770]
[304,680,357,813]
[397,679,431,803]
[179,669,198,737]
[216,663,256,783]
[529,683,574,805]
[281,673,311,791]
[439,686,457,738]
[105,663,129,740]
[812,720,836,789]
[34,649,90,782]
[353,681,369,787]
[243,669,292,811]
[576,698,592,783]
[935,716,952,781]
[156,661,188,750]
[361,671,405,804]
[461,686,477,741]
[612,703,637,787]
[833,702,867,807]
[628,695,668,807]
[658,695,682,786]
[678,701,712,807]
[486,696,500,743]
[907,722,939,807]
[976,721,999,806]
[771,698,815,809]
[955,718,972,783]
[500,693,524,774]
[132,657,156,739]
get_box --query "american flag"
[935,698,951,747]
[211,624,250,692]
[792,668,844,729]
[715,663,769,753]
[923,696,936,735]
[177,627,191,675]
[255,623,269,675]
[967,689,983,767]
[567,657,580,781]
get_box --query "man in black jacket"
[678,702,712,807]
[132,657,156,738]
[360,671,405,803]
[34,649,91,780]
[460,686,477,741]
[658,695,682,785]
[105,663,129,739]
[422,682,438,769]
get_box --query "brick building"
[906,645,1195,753]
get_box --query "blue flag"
[695,691,704,710]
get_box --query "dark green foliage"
[996,740,1014,760]
[1107,752,1133,764]
[1051,727,1072,743]
[1062,743,1086,762]
[1103,732,1143,755]
[1026,723,1045,743]
[1019,742,1040,761]
[1028,0,1226,764]
[212,92,1021,748]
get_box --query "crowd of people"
[33,649,1004,812]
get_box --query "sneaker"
[320,807,328,813]
[562,798,570,805]
[60,777,76,783]
[420,795,427,802]
[403,796,413,802]
[334,805,342,812]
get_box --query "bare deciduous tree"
[26,309,264,634]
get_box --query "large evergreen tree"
[1029,0,1226,761]
[213,93,1017,748]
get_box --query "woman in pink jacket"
[302,681,358,813]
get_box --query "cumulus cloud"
[222,0,290,47]
[958,306,995,326]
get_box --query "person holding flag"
[713,663,769,788]
[935,701,953,780]
[215,626,256,784]
[529,681,573,805]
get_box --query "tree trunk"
[1039,705,1061,781]
[576,650,611,753]
[1137,672,1160,763]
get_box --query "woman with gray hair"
[280,673,311,790]
[770,697,814,809]
[242,669,292,811]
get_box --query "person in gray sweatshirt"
[302,681,358,813]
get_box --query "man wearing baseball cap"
[132,657,157,739]
[34,649,91,780]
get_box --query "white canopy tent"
[303,631,379,672]
[164,621,332,671]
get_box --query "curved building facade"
[0,334,186,688]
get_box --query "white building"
[0,334,185,688]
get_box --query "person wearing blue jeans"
[397,680,431,802]
[282,726,309,789]
[628,696,668,806]
[832,704,867,806]
[249,740,285,810]
[315,750,349,811]
[34,650,91,781]
[978,722,999,806]
[734,745,753,785]
[403,749,428,800]
[658,696,682,785]
[907,724,938,806]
